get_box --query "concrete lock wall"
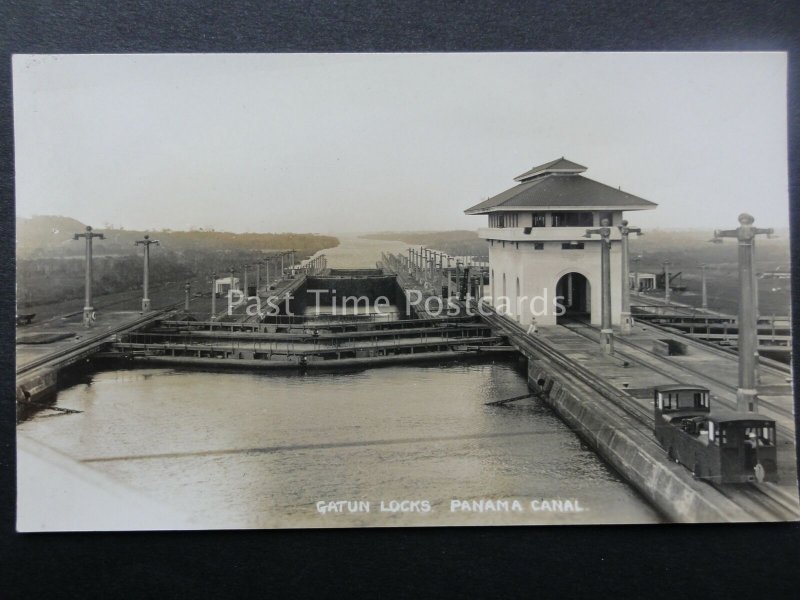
[526,361,753,523]
[16,368,59,421]
[487,240,622,327]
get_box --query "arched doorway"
[555,272,591,323]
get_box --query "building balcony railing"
[477,227,622,242]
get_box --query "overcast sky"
[13,52,788,234]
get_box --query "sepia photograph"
[12,51,798,530]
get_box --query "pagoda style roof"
[514,157,587,182]
[465,158,657,215]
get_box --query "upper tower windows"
[551,211,593,227]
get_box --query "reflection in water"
[18,361,661,528]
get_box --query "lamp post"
[135,235,159,312]
[700,263,708,309]
[243,264,249,297]
[663,260,671,305]
[184,281,191,311]
[585,219,614,354]
[455,260,463,300]
[73,226,105,327]
[256,259,263,293]
[618,220,642,335]
[713,213,774,412]
[210,272,217,322]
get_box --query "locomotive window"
[719,426,727,445]
[747,426,775,447]
[764,426,775,445]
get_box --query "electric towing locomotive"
[653,384,777,483]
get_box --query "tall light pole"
[455,260,462,300]
[243,264,249,296]
[73,226,105,327]
[585,219,614,354]
[632,255,641,296]
[663,260,671,305]
[135,235,159,312]
[714,213,774,412]
[255,259,263,293]
[618,220,642,334]
[210,272,217,322]
[700,263,708,309]
[184,281,191,311]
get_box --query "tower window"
[532,212,546,227]
[552,212,593,227]
[561,242,585,250]
[534,242,544,250]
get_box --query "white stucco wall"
[487,239,622,327]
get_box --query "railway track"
[473,301,799,522]
[559,319,799,520]
[713,482,800,521]
[631,298,792,373]
[639,318,791,377]
[561,320,795,426]
[20,280,207,327]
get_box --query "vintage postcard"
[13,52,798,530]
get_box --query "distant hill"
[16,215,88,255]
[16,215,340,307]
[16,215,339,259]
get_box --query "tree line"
[16,215,339,308]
